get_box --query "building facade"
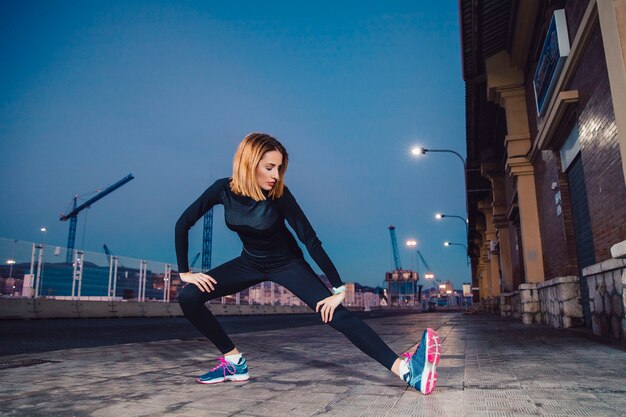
[460,0,626,340]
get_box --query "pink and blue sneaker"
[196,356,249,384]
[402,328,441,394]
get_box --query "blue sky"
[1,0,469,288]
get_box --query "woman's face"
[256,150,283,191]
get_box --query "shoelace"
[402,340,421,360]
[209,357,237,377]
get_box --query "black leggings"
[177,252,398,370]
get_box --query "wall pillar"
[480,201,502,297]
[497,227,515,292]
[485,51,546,285]
[598,0,626,183]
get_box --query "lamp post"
[435,213,468,237]
[40,227,47,296]
[405,239,417,271]
[405,240,418,306]
[412,146,471,263]
[411,147,467,213]
[7,259,16,280]
[444,241,469,266]
[411,147,467,170]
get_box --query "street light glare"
[411,147,426,156]
[7,259,16,265]
[444,241,450,246]
[435,213,442,219]
[41,227,47,232]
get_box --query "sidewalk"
[1,312,625,416]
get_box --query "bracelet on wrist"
[332,285,346,295]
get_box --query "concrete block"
[611,316,622,340]
[610,239,626,258]
[612,294,623,317]
[0,298,32,319]
[0,298,317,319]
[560,283,579,301]
[583,263,603,276]
[594,291,604,314]
[592,314,601,336]
[537,275,578,289]
[522,313,534,325]
[604,293,613,315]
[615,270,624,292]
[601,258,626,272]
[607,272,616,294]
[597,278,607,297]
[563,298,583,318]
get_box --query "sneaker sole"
[196,373,250,384]
[420,328,441,395]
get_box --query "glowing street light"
[411,147,467,170]
[444,241,469,266]
[39,227,48,296]
[7,259,16,279]
[435,213,469,238]
[405,240,417,271]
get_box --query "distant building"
[385,269,420,306]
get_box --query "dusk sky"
[1,1,469,289]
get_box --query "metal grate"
[0,359,59,370]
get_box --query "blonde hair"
[230,132,289,201]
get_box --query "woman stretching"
[175,133,441,394]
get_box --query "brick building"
[459,0,626,340]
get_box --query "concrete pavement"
[1,312,626,416]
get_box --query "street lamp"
[411,147,467,170]
[7,259,16,279]
[412,146,470,261]
[405,239,417,271]
[40,227,47,296]
[435,213,469,237]
[444,241,469,266]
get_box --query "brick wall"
[564,0,591,47]
[533,149,579,279]
[525,1,590,141]
[566,24,626,261]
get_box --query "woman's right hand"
[179,272,218,293]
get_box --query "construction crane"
[190,252,201,271]
[60,174,135,263]
[103,244,113,263]
[386,225,420,306]
[202,209,213,271]
[388,225,402,270]
[416,250,441,284]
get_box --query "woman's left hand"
[316,292,346,323]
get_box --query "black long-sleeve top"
[174,177,344,287]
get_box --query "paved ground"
[1,311,626,416]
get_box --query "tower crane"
[60,174,135,263]
[388,225,402,270]
[103,244,113,263]
[386,225,420,305]
[202,209,213,271]
[190,252,201,271]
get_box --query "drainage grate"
[0,359,59,370]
